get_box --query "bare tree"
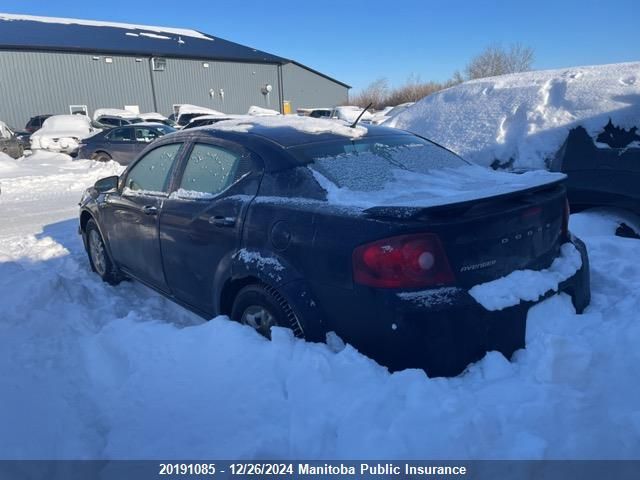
[348,77,389,110]
[465,43,534,80]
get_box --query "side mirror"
[94,175,119,194]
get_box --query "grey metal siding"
[151,58,281,115]
[0,50,155,127]
[281,63,349,112]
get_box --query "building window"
[152,57,166,71]
[105,57,113,64]
[69,105,88,116]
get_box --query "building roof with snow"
[0,13,349,87]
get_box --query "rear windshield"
[291,135,468,192]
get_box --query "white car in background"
[138,112,176,127]
[329,105,373,124]
[175,104,225,128]
[30,114,96,154]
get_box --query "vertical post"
[148,57,159,112]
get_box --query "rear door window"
[108,128,134,142]
[176,143,245,198]
[124,143,182,195]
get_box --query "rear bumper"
[298,236,590,377]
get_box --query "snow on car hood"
[312,164,565,209]
[93,108,140,121]
[388,61,640,169]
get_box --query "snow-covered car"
[388,62,640,215]
[372,102,414,125]
[182,114,252,129]
[176,104,225,128]
[138,112,176,127]
[297,108,332,118]
[0,121,26,158]
[79,119,590,377]
[92,108,144,129]
[329,105,373,124]
[76,123,176,165]
[247,105,281,116]
[30,114,96,154]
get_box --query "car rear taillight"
[353,233,456,288]
[562,198,570,237]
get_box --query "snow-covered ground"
[389,62,640,169]
[1,151,640,459]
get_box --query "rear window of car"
[291,135,468,192]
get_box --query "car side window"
[177,144,244,197]
[124,143,182,194]
[135,127,160,143]
[108,128,134,142]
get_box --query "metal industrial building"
[0,13,350,127]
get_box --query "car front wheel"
[231,284,304,338]
[85,219,122,285]
[92,151,112,162]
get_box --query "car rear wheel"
[85,219,122,285]
[92,151,112,162]
[231,284,304,338]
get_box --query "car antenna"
[350,103,373,128]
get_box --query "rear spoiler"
[363,177,566,220]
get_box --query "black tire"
[92,151,112,162]
[231,283,304,338]
[85,219,122,285]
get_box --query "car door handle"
[142,205,158,215]
[209,215,236,227]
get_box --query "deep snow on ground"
[388,62,640,169]
[1,153,640,459]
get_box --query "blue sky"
[2,0,638,91]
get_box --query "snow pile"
[2,152,640,459]
[30,115,96,153]
[0,13,213,41]
[389,62,640,168]
[247,106,281,116]
[312,164,564,209]
[469,243,582,311]
[211,115,368,138]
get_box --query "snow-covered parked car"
[372,102,414,125]
[0,121,26,158]
[79,117,590,377]
[329,105,373,124]
[138,112,176,127]
[389,61,640,215]
[175,104,225,128]
[30,114,97,154]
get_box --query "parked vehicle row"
[79,118,591,377]
[76,123,176,165]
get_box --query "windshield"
[291,135,468,192]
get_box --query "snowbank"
[389,62,640,169]
[211,115,367,138]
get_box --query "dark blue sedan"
[76,123,175,165]
[78,120,590,377]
